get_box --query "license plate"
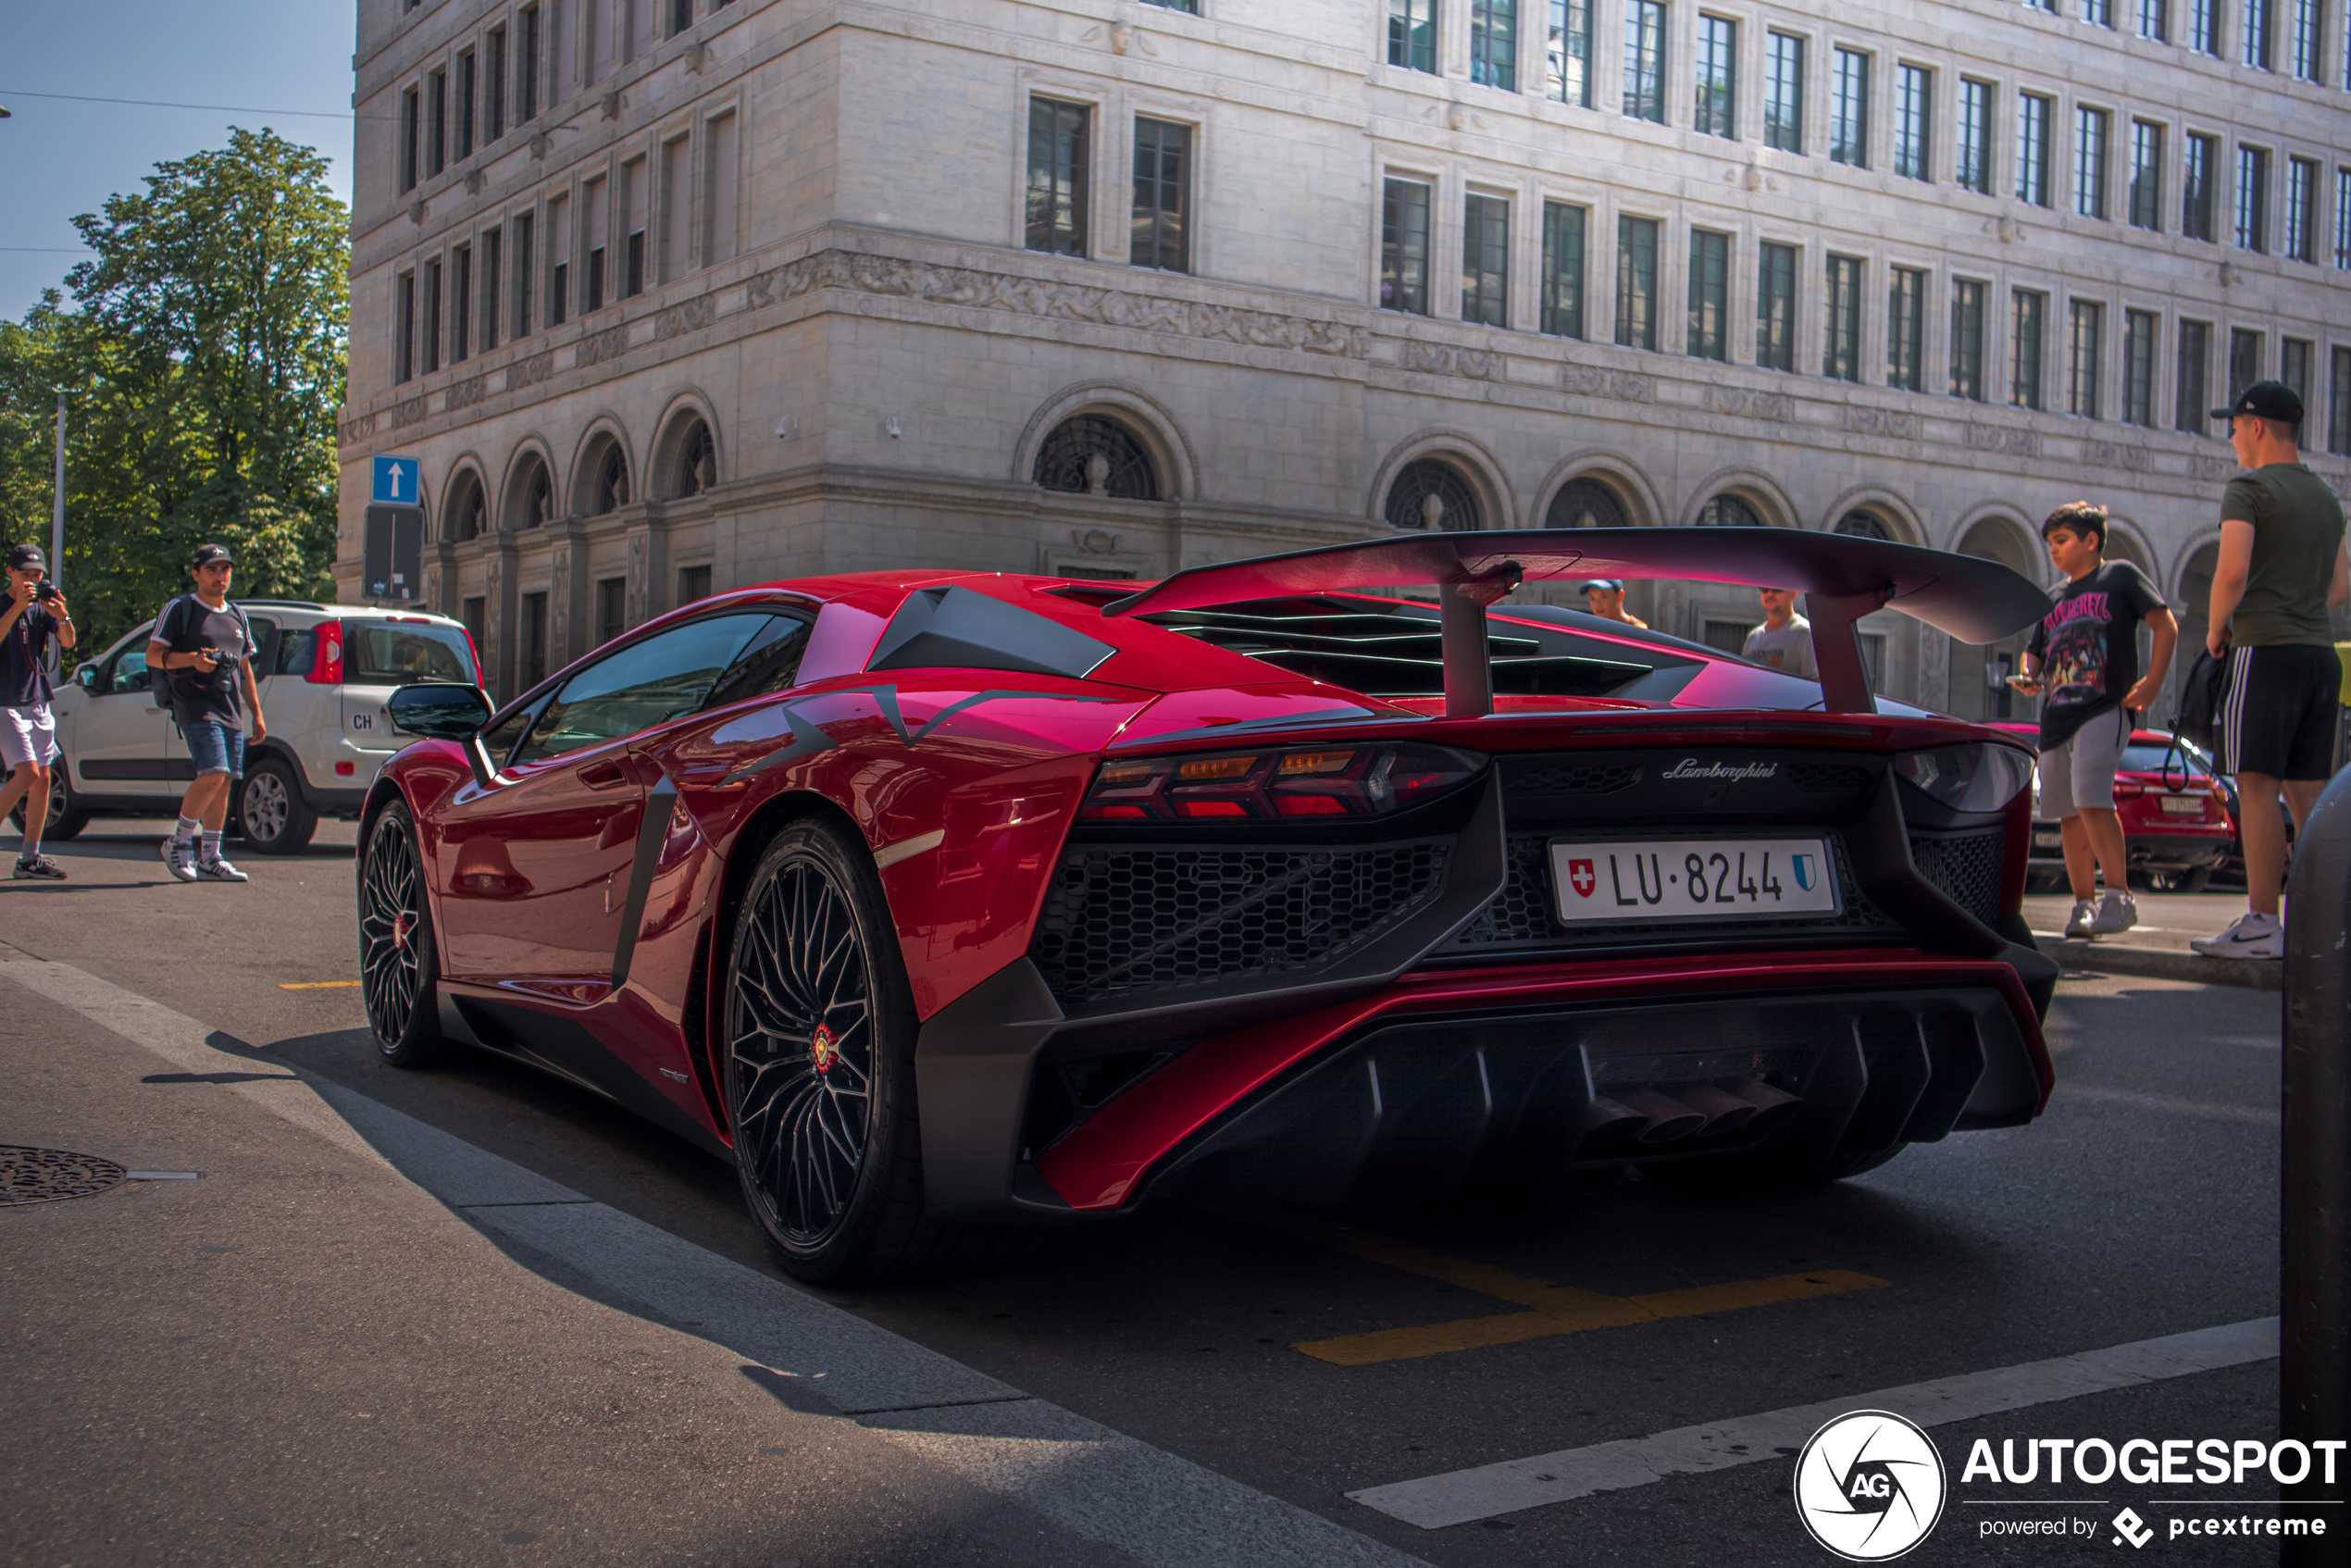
[2033,831,2062,848]
[2158,795,2204,815]
[1550,839,1838,924]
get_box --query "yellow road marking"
[1261,1213,1889,1366]
[278,980,361,989]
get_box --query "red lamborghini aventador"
[361,528,2058,1283]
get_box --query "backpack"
[151,594,255,712]
[2170,648,2232,754]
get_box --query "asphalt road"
[2,818,2305,1566]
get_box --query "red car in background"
[1993,724,2235,894]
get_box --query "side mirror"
[387,682,492,740]
[74,663,98,690]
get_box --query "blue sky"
[1,0,358,319]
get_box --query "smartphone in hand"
[2006,674,2045,695]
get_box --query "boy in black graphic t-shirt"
[2012,503,2177,940]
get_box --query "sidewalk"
[2022,891,2284,992]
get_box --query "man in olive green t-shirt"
[2191,380,2351,960]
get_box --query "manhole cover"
[0,1146,129,1206]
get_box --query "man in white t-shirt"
[1742,588,1818,678]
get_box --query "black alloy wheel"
[359,800,448,1067]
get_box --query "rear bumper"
[2027,822,2232,869]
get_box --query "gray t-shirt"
[2219,464,2347,646]
[1744,615,1819,678]
[155,595,255,729]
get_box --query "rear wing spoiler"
[1101,527,2053,716]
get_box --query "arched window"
[447,472,486,541]
[1034,416,1159,500]
[1956,517,2036,576]
[1835,510,1892,541]
[1546,477,1630,529]
[1386,459,1482,531]
[1696,492,1763,528]
[507,454,554,530]
[671,417,716,499]
[588,439,631,516]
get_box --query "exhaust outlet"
[1727,1080,1802,1133]
[1578,1095,1648,1147]
[1675,1085,1760,1137]
[1613,1089,1707,1143]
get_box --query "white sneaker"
[2189,912,2284,960]
[2090,890,2139,935]
[194,854,249,883]
[160,837,198,883]
[2063,899,2098,939]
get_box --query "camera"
[35,580,58,603]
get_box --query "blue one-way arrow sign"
[371,455,420,504]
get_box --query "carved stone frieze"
[445,374,488,414]
[506,351,554,392]
[626,534,650,627]
[1708,386,1790,421]
[388,396,429,430]
[744,249,1369,359]
[1965,422,2041,459]
[575,325,630,368]
[1843,406,1917,439]
[2084,440,2151,473]
[1398,341,1504,381]
[653,295,716,341]
[340,412,378,447]
[2191,454,2237,482]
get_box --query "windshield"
[345,621,479,686]
[2120,741,2207,778]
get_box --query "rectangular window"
[2084,0,2112,23]
[1957,80,1991,193]
[584,175,607,310]
[1756,241,1797,371]
[456,50,477,161]
[629,0,658,56]
[2183,132,2218,240]
[1549,0,1592,106]
[2176,318,2210,431]
[488,25,508,140]
[1894,64,1930,180]
[1764,32,1804,152]
[678,564,713,605]
[2009,289,2046,410]
[2332,345,2351,454]
[1887,266,1925,390]
[520,5,541,121]
[482,227,501,351]
[1472,0,1518,89]
[451,243,470,363]
[522,592,548,691]
[2075,107,2109,218]
[429,68,447,177]
[1951,279,1987,401]
[2290,0,2321,75]
[597,578,628,647]
[422,256,442,374]
[1139,0,1200,10]
[2340,167,2351,268]
[660,137,690,280]
[554,0,573,98]
[2069,299,2104,417]
[2129,120,2164,230]
[514,212,534,336]
[2138,0,2169,37]
[705,112,739,265]
[2189,0,2220,50]
[2015,93,2051,205]
[395,272,416,383]
[2285,156,2318,262]
[2123,308,2157,425]
[1830,48,1869,168]
[2244,0,2273,66]
[1381,178,1431,314]
[2230,328,2265,399]
[548,192,571,326]
[1389,0,1437,72]
[1695,16,1736,138]
[1624,1,1666,122]
[1026,99,1089,256]
[591,0,613,78]
[1686,228,1729,360]
[622,155,648,296]
[1541,201,1587,338]
[2282,337,2313,444]
[1615,215,1659,349]
[2236,145,2270,252]
[1823,255,1862,380]
[1462,193,1510,327]
[1131,117,1191,273]
[401,87,420,193]
[669,0,693,37]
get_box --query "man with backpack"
[146,543,267,883]
[0,543,77,879]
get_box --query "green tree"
[0,127,348,653]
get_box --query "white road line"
[1348,1317,2278,1530]
[2058,1083,2281,1126]
[0,956,1431,1568]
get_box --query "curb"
[2040,938,2283,992]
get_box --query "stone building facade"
[340,0,2351,714]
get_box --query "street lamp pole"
[51,392,66,588]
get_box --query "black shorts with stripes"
[2221,642,2344,780]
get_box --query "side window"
[479,694,546,769]
[106,625,157,695]
[278,628,317,677]
[514,613,769,765]
[244,616,280,678]
[703,615,814,711]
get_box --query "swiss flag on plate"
[1567,859,1597,900]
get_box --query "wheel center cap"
[391,915,409,952]
[811,1024,836,1074]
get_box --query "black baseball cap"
[6,543,44,571]
[2211,380,2304,425]
[190,543,234,568]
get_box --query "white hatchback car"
[27,600,483,853]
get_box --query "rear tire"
[238,755,317,853]
[359,800,450,1068]
[722,815,1039,1285]
[8,760,89,842]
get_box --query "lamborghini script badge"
[1663,758,1780,781]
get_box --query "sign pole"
[51,392,66,587]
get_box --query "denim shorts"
[182,717,246,778]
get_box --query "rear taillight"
[308,620,343,684]
[1079,743,1484,822]
[2113,780,2144,800]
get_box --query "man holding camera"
[0,543,77,879]
[147,543,266,883]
